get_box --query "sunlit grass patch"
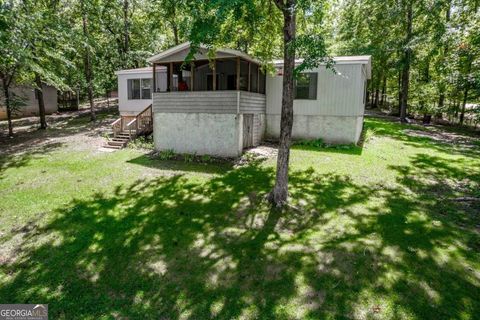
[0,116,479,319]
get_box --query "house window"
[295,73,317,100]
[141,79,151,99]
[128,78,151,99]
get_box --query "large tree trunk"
[400,0,413,123]
[269,0,296,207]
[34,73,47,129]
[2,76,13,137]
[82,3,96,121]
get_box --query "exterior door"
[243,114,254,148]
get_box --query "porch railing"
[111,104,153,139]
[126,104,153,138]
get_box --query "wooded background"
[1,0,479,127]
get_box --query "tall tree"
[0,1,28,137]
[187,0,330,206]
[399,0,413,122]
[81,0,96,121]
[269,0,296,206]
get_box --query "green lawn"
[0,116,479,319]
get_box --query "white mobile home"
[114,42,371,156]
[0,85,57,120]
[267,57,371,144]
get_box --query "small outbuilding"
[0,84,57,120]
[115,42,371,156]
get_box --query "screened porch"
[152,58,266,94]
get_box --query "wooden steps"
[103,104,153,150]
[103,132,132,149]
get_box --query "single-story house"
[0,85,57,120]
[115,42,371,156]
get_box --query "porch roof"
[273,56,372,79]
[147,42,261,65]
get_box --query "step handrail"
[112,104,153,140]
[126,118,137,138]
[112,117,123,138]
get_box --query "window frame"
[127,78,152,100]
[294,72,318,100]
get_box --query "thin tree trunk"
[269,0,296,207]
[82,3,95,121]
[436,94,445,120]
[374,88,380,108]
[34,73,47,129]
[123,0,129,67]
[170,4,179,46]
[459,56,473,125]
[397,70,402,114]
[436,0,450,121]
[106,89,110,108]
[460,86,469,125]
[172,22,179,45]
[2,77,13,137]
[380,75,386,107]
[400,0,413,123]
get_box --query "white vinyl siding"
[266,64,365,117]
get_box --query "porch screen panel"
[258,70,266,94]
[240,60,249,91]
[155,71,168,92]
[216,60,236,90]
[250,64,259,92]
[193,61,213,91]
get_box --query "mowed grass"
[0,117,479,319]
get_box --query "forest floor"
[0,108,479,319]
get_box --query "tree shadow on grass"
[127,154,234,175]
[0,161,479,319]
[0,142,64,180]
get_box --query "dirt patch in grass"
[404,127,479,147]
[0,104,118,156]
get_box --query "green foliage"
[329,0,480,122]
[158,149,175,160]
[183,153,195,163]
[294,138,325,148]
[201,154,212,163]
[128,136,154,150]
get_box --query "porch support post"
[257,64,260,93]
[248,62,251,92]
[212,59,216,91]
[166,63,171,92]
[170,62,174,91]
[236,57,240,90]
[152,63,156,93]
[190,62,194,91]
